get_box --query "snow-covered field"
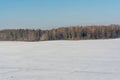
[0,39,120,80]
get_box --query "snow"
[0,39,120,80]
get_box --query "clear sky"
[0,0,120,29]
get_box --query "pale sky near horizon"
[0,0,120,29]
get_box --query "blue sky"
[0,0,120,29]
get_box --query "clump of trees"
[0,25,120,41]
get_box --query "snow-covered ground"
[0,39,120,80]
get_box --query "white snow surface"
[0,39,120,80]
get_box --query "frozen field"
[0,39,120,80]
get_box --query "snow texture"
[0,39,120,80]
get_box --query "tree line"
[0,25,120,41]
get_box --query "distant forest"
[0,25,120,41]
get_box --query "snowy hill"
[0,39,120,80]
